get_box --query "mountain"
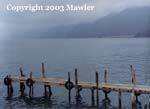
[45,6,150,38]
[134,30,150,37]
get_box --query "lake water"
[0,38,150,109]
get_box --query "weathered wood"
[130,65,136,85]
[103,69,110,101]
[44,85,47,97]
[74,68,82,102]
[9,75,150,94]
[32,85,34,97]
[95,72,99,106]
[44,85,52,98]
[30,72,32,79]
[75,68,79,98]
[130,65,133,73]
[131,89,135,106]
[104,70,107,83]
[19,68,25,96]
[144,104,147,109]
[48,85,52,98]
[75,68,78,86]
[91,88,95,106]
[118,89,122,109]
[6,75,13,97]
[4,65,149,106]
[68,72,71,102]
[29,86,32,98]
[19,68,24,77]
[42,63,46,78]
[28,72,33,98]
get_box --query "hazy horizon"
[0,0,150,39]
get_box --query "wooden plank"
[10,75,150,94]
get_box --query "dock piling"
[118,89,122,109]
[68,72,71,102]
[42,63,46,78]
[44,85,47,97]
[3,64,150,106]
[19,68,24,77]
[103,69,111,103]
[130,65,136,85]
[48,85,52,98]
[75,68,82,102]
[65,72,74,102]
[26,72,34,98]
[19,68,25,96]
[4,75,13,97]
[91,87,95,106]
[44,85,52,99]
[144,104,147,109]
[104,69,107,83]
[75,68,78,99]
[135,91,141,103]
[96,71,99,106]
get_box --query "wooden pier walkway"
[10,75,150,94]
[3,63,150,108]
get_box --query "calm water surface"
[0,38,150,109]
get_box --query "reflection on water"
[4,95,115,109]
[4,92,144,109]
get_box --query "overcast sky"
[0,0,150,39]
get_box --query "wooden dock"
[10,75,150,94]
[3,63,150,108]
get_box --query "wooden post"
[41,63,48,98]
[104,70,107,83]
[19,68,25,96]
[75,68,80,101]
[48,85,52,99]
[6,76,9,97]
[75,68,78,86]
[135,94,138,103]
[8,85,13,97]
[68,89,71,102]
[7,85,10,97]
[104,91,108,99]
[131,89,135,107]
[132,72,136,85]
[130,65,136,106]
[44,85,52,99]
[30,72,32,79]
[144,104,147,109]
[118,89,122,109]
[96,71,99,106]
[29,86,31,98]
[44,85,47,97]
[147,92,150,108]
[42,63,46,78]
[29,72,34,98]
[91,87,95,106]
[75,68,78,88]
[32,84,34,97]
[68,72,71,102]
[130,65,134,84]
[19,68,23,76]
[130,65,133,73]
[130,65,136,85]
[20,82,25,96]
[6,75,13,97]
